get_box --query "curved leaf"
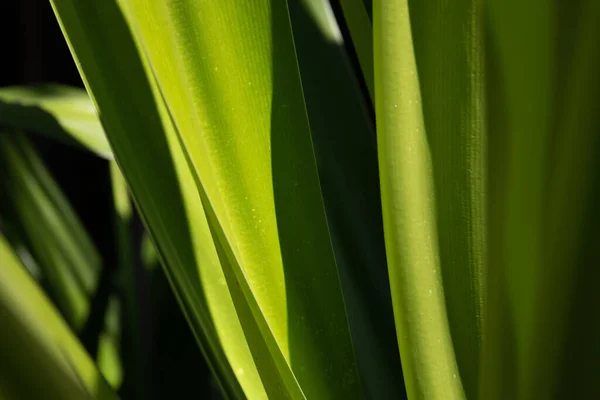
[48,0,267,397]
[0,85,111,159]
[406,1,486,398]
[123,0,361,398]
[373,0,465,398]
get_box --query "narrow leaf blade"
[0,230,117,400]
[373,0,465,398]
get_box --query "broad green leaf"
[0,231,117,400]
[0,132,101,329]
[49,0,265,397]
[289,1,404,398]
[122,1,361,398]
[0,85,111,159]
[374,0,465,398]
[406,1,486,398]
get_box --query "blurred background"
[1,1,220,398]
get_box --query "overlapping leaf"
[0,231,116,399]
[122,0,362,397]
[50,0,365,398]
[288,1,403,398]
[0,133,101,329]
[49,0,269,397]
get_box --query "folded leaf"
[123,1,362,398]
[49,0,266,397]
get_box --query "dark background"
[1,1,218,398]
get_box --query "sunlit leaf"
[0,85,111,159]
[373,0,465,398]
[123,0,361,397]
[49,0,266,397]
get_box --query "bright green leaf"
[374,0,465,398]
[122,1,362,398]
[48,0,267,397]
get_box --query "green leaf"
[405,1,486,398]
[123,0,361,397]
[48,0,266,397]
[0,84,111,159]
[373,0,465,398]
[288,1,404,398]
[50,0,363,397]
[0,230,117,400]
[482,1,600,399]
[0,132,123,391]
[0,132,101,329]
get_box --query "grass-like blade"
[0,230,117,400]
[0,132,101,329]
